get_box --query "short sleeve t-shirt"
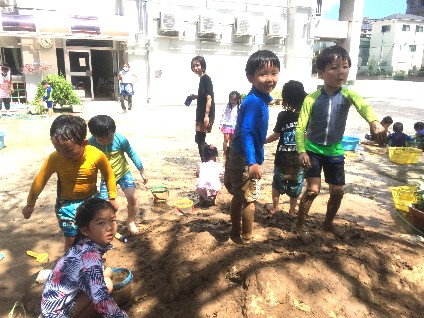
[273,110,300,167]
[196,74,215,123]
[0,69,11,98]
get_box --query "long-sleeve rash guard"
[89,133,143,180]
[296,87,379,156]
[231,86,272,165]
[26,145,116,206]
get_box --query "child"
[413,121,424,150]
[117,62,138,113]
[0,63,13,116]
[41,198,129,318]
[196,144,222,207]
[387,122,413,147]
[219,91,240,160]
[40,80,53,117]
[22,115,118,252]
[88,115,148,235]
[265,80,307,217]
[190,55,215,162]
[295,45,387,235]
[224,49,280,243]
[365,116,393,142]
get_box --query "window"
[416,25,423,32]
[402,24,410,31]
[410,45,417,52]
[381,25,391,32]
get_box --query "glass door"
[66,50,93,99]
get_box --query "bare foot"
[265,203,277,215]
[127,221,139,235]
[293,226,313,243]
[323,221,345,238]
[288,210,297,218]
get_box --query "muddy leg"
[296,177,320,231]
[323,185,344,231]
[241,202,255,240]
[230,196,242,236]
[296,190,318,230]
[270,187,280,214]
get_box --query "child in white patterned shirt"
[219,91,240,160]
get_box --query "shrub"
[34,74,81,106]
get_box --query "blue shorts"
[55,194,100,237]
[46,101,53,109]
[99,171,136,200]
[272,166,304,198]
[304,151,345,185]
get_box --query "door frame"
[64,49,94,100]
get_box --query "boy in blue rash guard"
[88,115,148,235]
[295,45,387,236]
[224,50,280,243]
[41,80,53,117]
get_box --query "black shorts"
[304,151,345,185]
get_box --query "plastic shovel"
[26,250,49,263]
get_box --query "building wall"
[131,0,291,105]
[0,0,365,105]
[369,18,424,74]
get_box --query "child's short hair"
[41,80,48,86]
[228,91,241,106]
[393,122,404,133]
[316,45,352,71]
[282,80,307,112]
[203,144,218,161]
[73,198,116,245]
[245,50,280,77]
[381,116,393,126]
[191,55,206,72]
[414,121,424,131]
[50,115,87,145]
[88,115,116,138]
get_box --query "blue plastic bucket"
[341,136,360,151]
[112,267,133,289]
[0,132,4,150]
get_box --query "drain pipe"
[143,0,151,103]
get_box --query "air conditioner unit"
[198,15,218,35]
[266,19,287,38]
[159,12,178,34]
[234,17,252,36]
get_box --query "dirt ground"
[1,95,424,318]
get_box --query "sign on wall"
[0,7,129,39]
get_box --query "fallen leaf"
[293,299,311,312]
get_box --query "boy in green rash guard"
[295,45,387,236]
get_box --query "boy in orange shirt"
[22,115,118,252]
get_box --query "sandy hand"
[22,205,34,219]
[299,152,311,170]
[109,199,119,212]
[248,164,262,179]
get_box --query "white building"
[368,13,424,75]
[0,0,364,106]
